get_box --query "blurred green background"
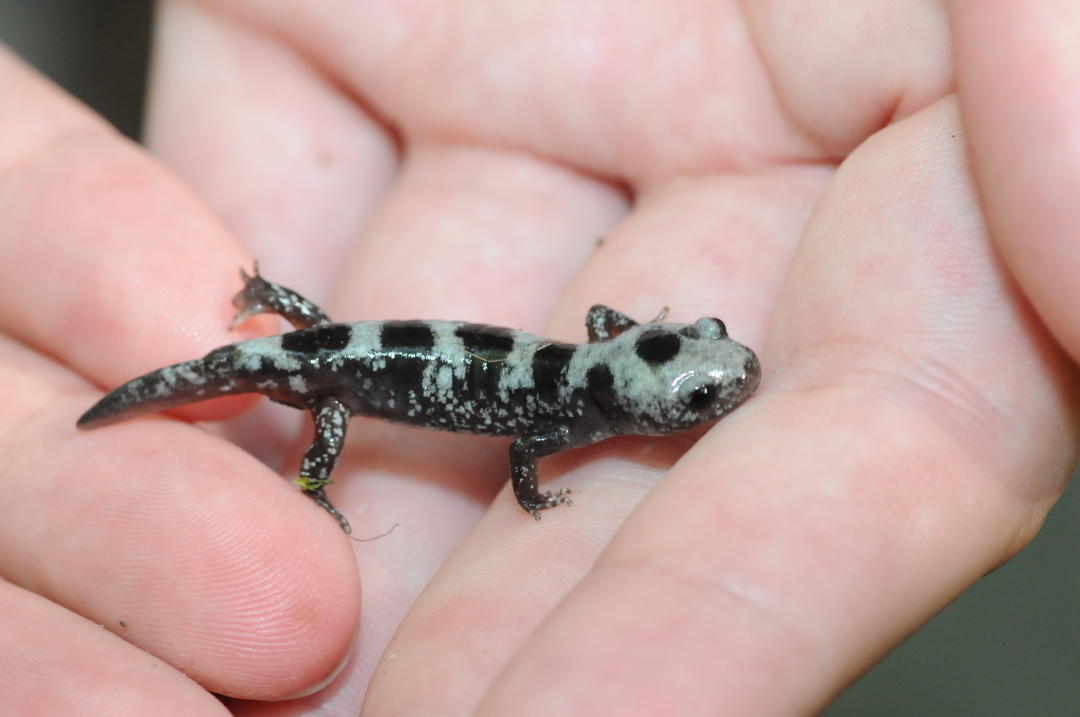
[2,2,1077,714]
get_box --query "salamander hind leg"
[230,263,332,330]
[296,397,353,533]
[509,427,575,519]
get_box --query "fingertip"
[39,424,363,701]
[204,511,362,700]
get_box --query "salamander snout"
[741,351,761,393]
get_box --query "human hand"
[0,48,358,713]
[6,1,1080,715]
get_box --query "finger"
[146,0,398,295]
[0,579,227,716]
[476,99,1079,715]
[0,47,246,362]
[0,335,360,699]
[334,143,627,321]
[187,1,948,182]
[232,141,624,711]
[224,139,627,712]
[361,167,822,715]
[0,48,266,424]
[951,0,1080,363]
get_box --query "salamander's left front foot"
[510,430,578,520]
[521,488,573,520]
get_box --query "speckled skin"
[78,269,761,533]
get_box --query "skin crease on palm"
[2,0,1080,714]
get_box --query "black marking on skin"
[456,324,515,362]
[634,330,681,365]
[463,350,505,400]
[379,323,436,405]
[281,324,351,354]
[386,355,427,401]
[532,343,576,403]
[381,321,435,351]
[457,326,515,399]
[586,363,619,418]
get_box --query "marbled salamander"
[78,268,761,533]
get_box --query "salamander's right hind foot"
[295,479,352,534]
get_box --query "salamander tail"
[77,347,248,429]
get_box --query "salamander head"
[590,317,761,434]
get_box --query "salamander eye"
[693,317,727,340]
[683,381,717,412]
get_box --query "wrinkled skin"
[2,2,1079,715]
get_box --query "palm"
[2,2,1077,715]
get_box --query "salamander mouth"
[719,353,761,412]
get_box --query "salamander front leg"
[296,397,353,533]
[585,305,639,342]
[230,263,333,330]
[509,427,575,519]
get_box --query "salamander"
[77,267,761,533]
